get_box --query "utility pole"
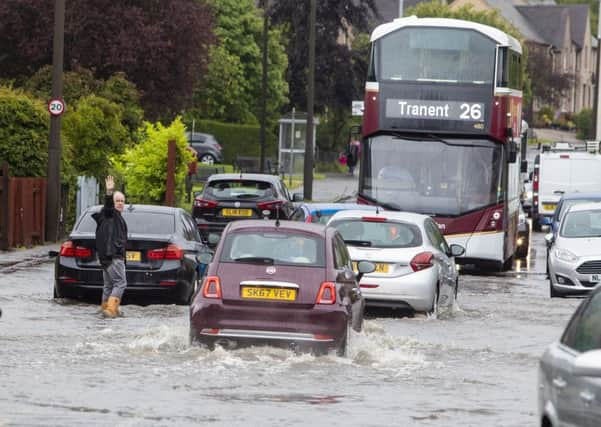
[594,1,601,141]
[303,0,316,200]
[46,0,65,242]
[399,0,404,17]
[259,0,269,173]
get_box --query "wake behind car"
[54,204,210,304]
[192,173,302,239]
[189,220,374,355]
[327,210,464,314]
[538,286,601,426]
[546,203,601,297]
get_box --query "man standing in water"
[93,176,128,318]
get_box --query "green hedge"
[191,119,277,164]
[0,86,49,176]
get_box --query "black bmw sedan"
[53,204,212,305]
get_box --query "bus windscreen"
[361,135,503,216]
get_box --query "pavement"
[0,172,359,268]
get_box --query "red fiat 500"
[189,220,374,355]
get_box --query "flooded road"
[0,231,583,426]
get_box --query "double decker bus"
[359,16,523,271]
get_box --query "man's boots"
[102,296,121,318]
[97,301,108,314]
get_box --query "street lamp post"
[595,2,601,141]
[46,0,65,242]
[259,0,269,173]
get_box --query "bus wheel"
[502,255,514,272]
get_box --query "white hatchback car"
[538,286,601,426]
[327,210,464,314]
[546,203,601,297]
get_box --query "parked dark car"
[186,131,223,165]
[53,205,211,305]
[189,220,375,355]
[193,173,303,240]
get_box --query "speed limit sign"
[48,98,66,116]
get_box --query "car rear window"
[204,180,275,200]
[221,231,325,267]
[76,211,175,234]
[329,219,422,248]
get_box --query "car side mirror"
[292,193,304,202]
[448,244,465,258]
[48,250,59,258]
[508,140,518,163]
[520,160,528,174]
[197,251,213,265]
[544,233,554,246]
[193,190,203,199]
[355,260,375,282]
[573,350,601,378]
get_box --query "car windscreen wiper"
[344,240,372,247]
[233,256,274,264]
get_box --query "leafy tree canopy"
[269,0,377,113]
[0,86,48,177]
[0,0,215,120]
[62,95,130,181]
[191,0,288,125]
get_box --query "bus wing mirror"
[508,140,518,163]
[520,160,528,173]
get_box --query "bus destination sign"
[386,99,485,122]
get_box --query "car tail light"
[202,276,222,299]
[306,215,313,223]
[410,252,434,272]
[59,241,92,258]
[533,165,539,208]
[359,284,379,288]
[257,200,283,211]
[194,198,218,208]
[159,280,177,286]
[361,216,386,222]
[316,281,336,304]
[147,244,183,260]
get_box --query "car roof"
[326,209,429,224]
[299,202,379,212]
[565,202,601,213]
[226,219,327,236]
[559,192,601,201]
[85,204,183,215]
[207,173,282,184]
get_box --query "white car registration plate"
[590,274,600,283]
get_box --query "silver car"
[547,203,601,297]
[538,286,601,426]
[327,210,464,314]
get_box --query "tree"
[62,95,130,181]
[0,0,215,120]
[527,46,573,109]
[269,0,377,113]
[0,86,48,177]
[191,0,288,125]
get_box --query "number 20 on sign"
[48,99,66,116]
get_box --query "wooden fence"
[0,162,47,250]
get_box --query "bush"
[0,86,49,176]
[113,117,194,205]
[575,108,593,140]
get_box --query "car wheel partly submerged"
[336,324,350,357]
[428,284,440,317]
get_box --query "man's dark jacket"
[93,194,128,266]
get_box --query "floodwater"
[0,232,582,426]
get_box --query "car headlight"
[554,248,578,262]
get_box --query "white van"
[532,142,601,231]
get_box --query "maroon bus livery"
[358,17,523,271]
